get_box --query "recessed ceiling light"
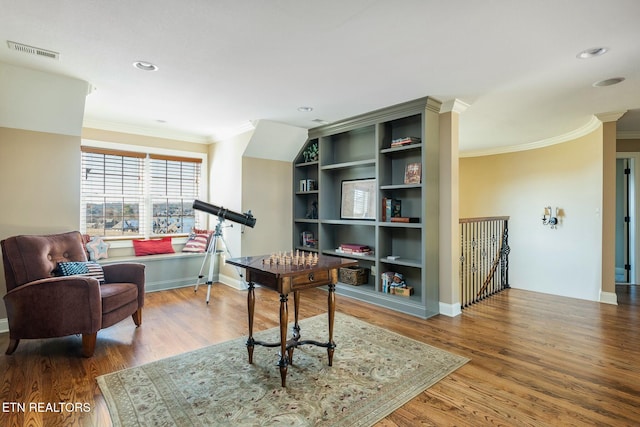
[576,47,609,59]
[298,106,313,112]
[592,77,625,87]
[133,61,158,71]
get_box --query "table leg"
[279,293,289,387]
[327,283,336,366]
[246,281,255,364]
[288,291,301,365]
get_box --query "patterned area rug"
[98,313,469,426]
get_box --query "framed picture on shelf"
[340,178,377,220]
[404,162,422,184]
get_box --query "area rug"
[97,313,469,426]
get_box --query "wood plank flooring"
[0,284,638,426]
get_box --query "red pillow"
[132,237,175,256]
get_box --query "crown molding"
[596,110,627,123]
[208,121,256,143]
[460,115,601,158]
[440,98,470,114]
[617,131,640,140]
[82,118,211,144]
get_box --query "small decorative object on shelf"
[404,162,422,184]
[339,266,368,285]
[382,198,402,222]
[390,136,421,148]
[301,231,316,248]
[381,271,412,296]
[305,201,318,219]
[302,141,319,163]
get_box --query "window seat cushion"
[132,237,175,256]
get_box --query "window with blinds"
[80,147,202,238]
[149,155,201,235]
[81,148,145,237]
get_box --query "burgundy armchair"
[1,231,145,357]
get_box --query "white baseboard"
[599,291,618,305]
[439,301,462,317]
[219,273,249,290]
[0,318,8,334]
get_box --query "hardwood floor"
[0,284,638,426]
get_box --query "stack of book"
[336,243,373,256]
[390,136,421,147]
[382,198,401,222]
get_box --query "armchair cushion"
[56,261,105,284]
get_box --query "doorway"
[616,153,639,284]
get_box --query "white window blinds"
[149,154,201,235]
[80,147,145,237]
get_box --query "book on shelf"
[404,162,422,184]
[382,198,401,222]
[390,217,419,223]
[299,179,316,192]
[340,243,370,251]
[390,136,421,147]
[336,243,373,256]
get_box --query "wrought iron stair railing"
[459,216,510,308]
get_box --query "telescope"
[192,199,256,228]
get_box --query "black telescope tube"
[192,199,257,228]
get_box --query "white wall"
[0,62,88,136]
[208,130,252,285]
[460,127,604,301]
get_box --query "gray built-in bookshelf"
[293,97,441,318]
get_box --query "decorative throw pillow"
[86,237,110,261]
[182,233,211,253]
[56,261,105,284]
[192,228,213,235]
[132,237,175,256]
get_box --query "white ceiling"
[1,0,639,154]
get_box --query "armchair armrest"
[102,263,145,307]
[3,276,102,339]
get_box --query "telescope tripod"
[194,216,233,304]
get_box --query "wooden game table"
[226,252,358,387]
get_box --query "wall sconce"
[542,206,559,229]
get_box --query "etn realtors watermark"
[2,401,91,413]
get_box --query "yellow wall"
[241,156,292,257]
[0,127,83,318]
[460,127,604,301]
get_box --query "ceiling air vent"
[7,40,59,60]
